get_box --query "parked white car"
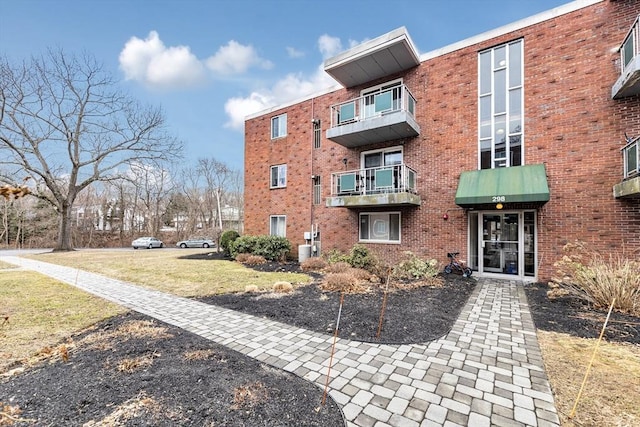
[132,237,164,249]
[176,238,215,248]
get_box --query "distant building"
[244,0,640,281]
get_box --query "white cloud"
[286,46,305,58]
[224,63,337,130]
[206,40,273,75]
[119,31,206,89]
[318,34,343,59]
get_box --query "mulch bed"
[1,253,638,426]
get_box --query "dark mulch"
[523,282,640,345]
[2,253,638,426]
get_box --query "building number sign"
[492,196,506,202]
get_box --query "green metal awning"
[455,164,550,207]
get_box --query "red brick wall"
[244,0,640,280]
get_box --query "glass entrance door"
[481,212,519,275]
[469,210,536,278]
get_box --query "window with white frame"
[478,40,523,169]
[271,114,287,139]
[270,164,287,188]
[270,215,286,237]
[359,212,400,243]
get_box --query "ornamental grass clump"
[300,257,327,272]
[549,241,640,316]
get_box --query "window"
[361,79,403,120]
[271,114,287,139]
[478,40,523,169]
[270,164,287,188]
[361,146,403,193]
[313,119,321,149]
[313,176,321,205]
[270,215,286,237]
[359,212,400,243]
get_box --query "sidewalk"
[1,255,560,427]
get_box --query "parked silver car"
[132,237,164,249]
[176,238,215,248]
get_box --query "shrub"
[326,261,351,274]
[348,244,378,270]
[230,235,291,261]
[324,249,349,264]
[244,255,267,265]
[393,251,440,280]
[273,281,293,293]
[320,272,368,293]
[235,253,251,263]
[220,230,240,255]
[550,241,640,316]
[300,257,328,272]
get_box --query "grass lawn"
[25,249,312,297]
[4,249,639,426]
[0,268,125,372]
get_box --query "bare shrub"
[273,281,293,293]
[550,241,640,316]
[244,255,267,265]
[244,285,259,293]
[320,272,370,294]
[326,261,351,274]
[234,253,251,263]
[300,257,327,272]
[348,267,373,282]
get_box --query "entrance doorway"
[469,211,536,278]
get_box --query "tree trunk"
[55,202,74,251]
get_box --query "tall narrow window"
[313,119,321,149]
[478,40,523,169]
[271,114,287,139]
[313,176,321,205]
[270,164,287,188]
[270,215,286,237]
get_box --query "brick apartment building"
[244,0,640,281]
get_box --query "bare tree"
[0,50,182,250]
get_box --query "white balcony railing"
[621,15,640,74]
[623,136,639,179]
[330,164,417,197]
[329,84,416,128]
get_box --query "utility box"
[298,244,311,263]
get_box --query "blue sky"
[1,0,570,171]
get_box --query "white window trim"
[360,78,403,97]
[270,164,287,189]
[271,113,287,139]
[359,211,401,244]
[270,215,286,237]
[360,145,404,167]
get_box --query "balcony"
[614,136,640,198]
[612,15,640,99]
[326,164,421,208]
[326,84,420,148]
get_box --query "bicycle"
[443,252,472,277]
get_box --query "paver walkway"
[1,255,560,427]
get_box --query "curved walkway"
[1,255,560,427]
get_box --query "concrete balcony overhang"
[326,110,420,148]
[326,192,421,208]
[324,27,420,88]
[613,176,640,199]
[612,54,640,99]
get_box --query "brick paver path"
[1,255,560,427]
